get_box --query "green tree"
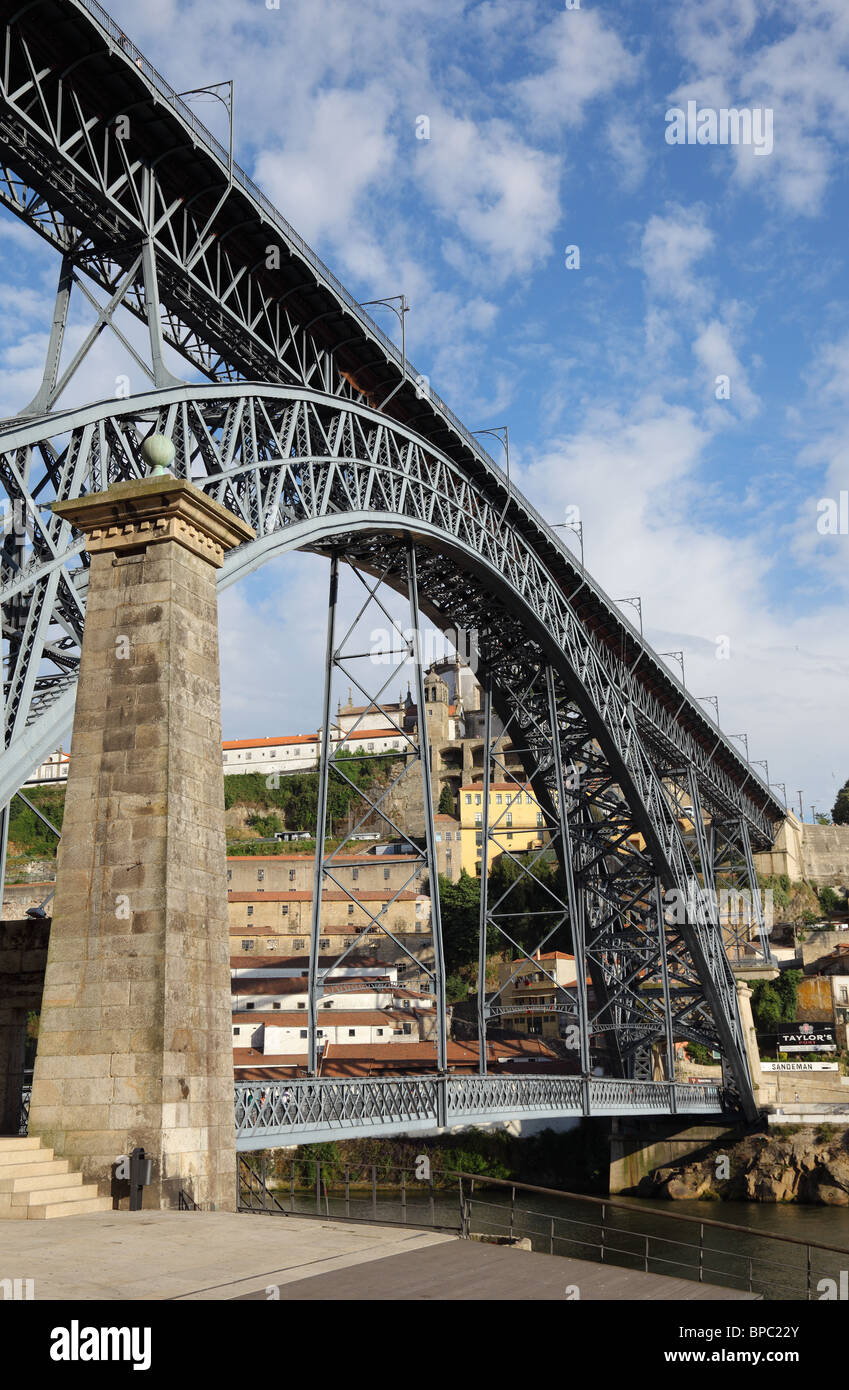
[750,980,782,1031]
[818,886,840,916]
[438,785,455,817]
[833,778,849,826]
[438,870,484,974]
[774,968,801,1022]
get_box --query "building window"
[496,793,502,805]
[281,904,289,915]
[348,903,355,915]
[377,1028,384,1036]
[245,1002,254,1011]
[384,866,390,880]
[474,813,481,827]
[273,1002,281,1010]
[506,813,513,827]
[526,794,532,804]
[475,832,483,847]
[241,940,253,952]
[297,1001,306,1009]
[475,793,481,805]
[352,868,359,880]
[289,870,296,881]
[294,939,304,951]
[233,1027,240,1036]
[257,869,264,882]
[245,752,252,760]
[537,812,544,826]
[348,1029,356,1037]
[227,869,232,881]
[317,1030,324,1038]
[320,938,329,948]
[299,1029,307,1038]
[247,905,253,916]
[465,794,471,805]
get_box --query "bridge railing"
[233,1075,725,1144]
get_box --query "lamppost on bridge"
[752,759,769,785]
[730,733,749,761]
[358,294,410,409]
[698,695,719,723]
[616,596,643,636]
[797,790,805,821]
[177,80,235,182]
[660,650,685,686]
[552,520,584,567]
[771,781,787,810]
[472,426,511,523]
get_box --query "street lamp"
[359,294,410,408]
[729,733,749,761]
[552,520,584,567]
[616,596,643,636]
[698,695,719,723]
[473,426,510,524]
[178,80,235,182]
[660,650,685,685]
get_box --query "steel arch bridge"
[0,0,784,1145]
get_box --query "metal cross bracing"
[306,546,448,1087]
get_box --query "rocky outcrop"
[642,1128,849,1205]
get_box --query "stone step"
[0,1156,60,1179]
[0,1145,54,1168]
[27,1195,112,1219]
[0,1136,41,1153]
[12,1180,100,1208]
[0,1168,81,1195]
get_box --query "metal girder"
[0,385,781,852]
[0,0,783,860]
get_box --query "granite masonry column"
[27,471,253,1209]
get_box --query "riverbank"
[639,1124,849,1204]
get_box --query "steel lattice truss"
[0,0,785,1128]
[0,384,779,1116]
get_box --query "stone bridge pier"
[27,471,253,1209]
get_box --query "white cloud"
[515,8,640,130]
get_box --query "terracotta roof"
[223,727,399,751]
[232,977,395,996]
[233,1010,422,1027]
[226,852,420,864]
[228,953,392,970]
[460,782,532,792]
[228,889,423,903]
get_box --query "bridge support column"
[27,474,253,1209]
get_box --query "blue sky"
[3,0,849,819]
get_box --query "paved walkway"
[0,1210,759,1301]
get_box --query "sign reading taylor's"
[776,1022,836,1052]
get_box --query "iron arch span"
[0,382,781,1120]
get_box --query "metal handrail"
[240,1158,849,1299]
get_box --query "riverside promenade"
[1,1210,758,1301]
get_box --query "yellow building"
[459,781,545,875]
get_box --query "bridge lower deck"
[3,1210,757,1301]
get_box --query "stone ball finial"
[141,433,176,476]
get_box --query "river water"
[274,1181,849,1300]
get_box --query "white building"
[222,725,405,777]
[24,749,69,786]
